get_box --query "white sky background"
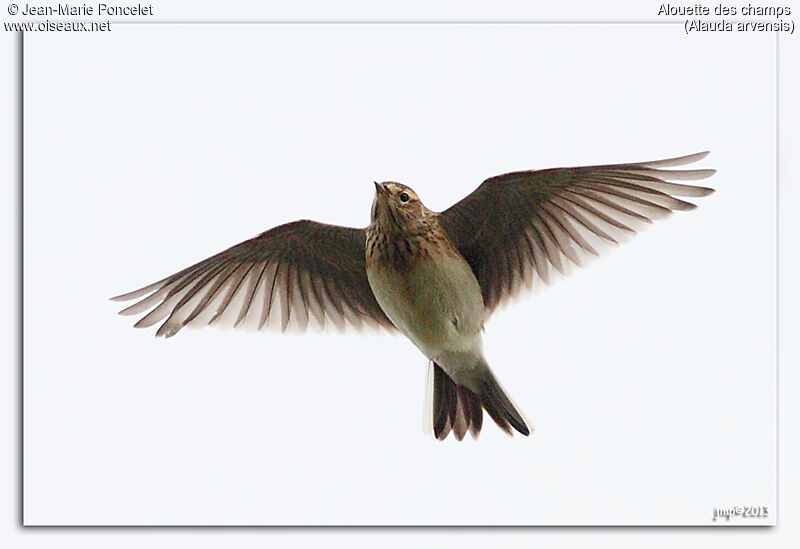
[21,20,775,527]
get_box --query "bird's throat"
[366,222,427,273]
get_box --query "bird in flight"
[113,151,715,441]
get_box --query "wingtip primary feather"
[109,280,164,302]
[638,150,710,168]
[693,185,716,196]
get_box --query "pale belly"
[367,253,485,360]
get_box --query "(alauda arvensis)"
[113,151,715,440]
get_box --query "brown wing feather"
[438,152,716,313]
[111,220,395,336]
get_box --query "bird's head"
[371,181,430,232]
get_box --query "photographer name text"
[19,3,152,16]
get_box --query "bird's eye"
[399,192,410,203]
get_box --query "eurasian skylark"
[113,151,715,440]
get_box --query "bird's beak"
[374,181,388,196]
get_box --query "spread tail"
[426,362,531,441]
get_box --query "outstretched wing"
[112,220,395,337]
[438,152,716,313]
